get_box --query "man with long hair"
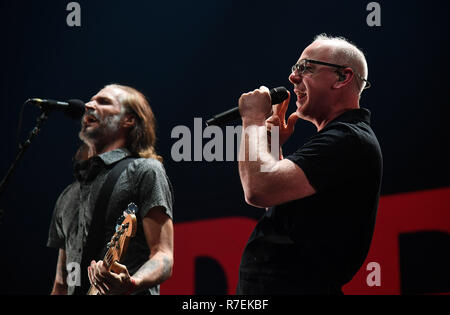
[47,84,174,295]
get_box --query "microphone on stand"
[28,98,85,119]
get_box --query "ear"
[122,114,136,129]
[333,68,354,89]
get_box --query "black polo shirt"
[237,108,383,295]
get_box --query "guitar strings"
[88,227,129,292]
[103,235,126,267]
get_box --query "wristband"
[124,277,137,295]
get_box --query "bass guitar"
[87,203,138,295]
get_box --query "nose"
[289,70,302,85]
[85,101,96,111]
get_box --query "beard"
[79,111,124,145]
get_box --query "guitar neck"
[86,249,113,295]
[102,248,115,270]
[86,210,137,295]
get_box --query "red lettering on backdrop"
[161,217,257,295]
[343,187,450,294]
[161,187,450,295]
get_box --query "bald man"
[236,34,382,294]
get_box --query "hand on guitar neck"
[88,260,136,295]
[87,203,138,295]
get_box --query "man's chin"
[296,102,305,115]
[296,103,310,120]
[79,129,99,143]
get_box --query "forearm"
[51,282,68,295]
[51,249,68,295]
[238,87,312,207]
[131,251,173,291]
[239,120,280,205]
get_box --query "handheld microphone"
[206,87,289,126]
[28,98,85,119]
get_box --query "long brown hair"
[75,84,163,162]
[109,84,162,162]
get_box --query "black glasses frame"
[292,59,371,90]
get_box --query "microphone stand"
[0,107,50,224]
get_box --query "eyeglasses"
[291,59,371,90]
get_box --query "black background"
[0,0,449,294]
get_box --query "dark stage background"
[0,1,449,295]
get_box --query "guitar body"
[87,203,138,295]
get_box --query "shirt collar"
[96,148,133,166]
[73,148,133,182]
[323,108,371,130]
